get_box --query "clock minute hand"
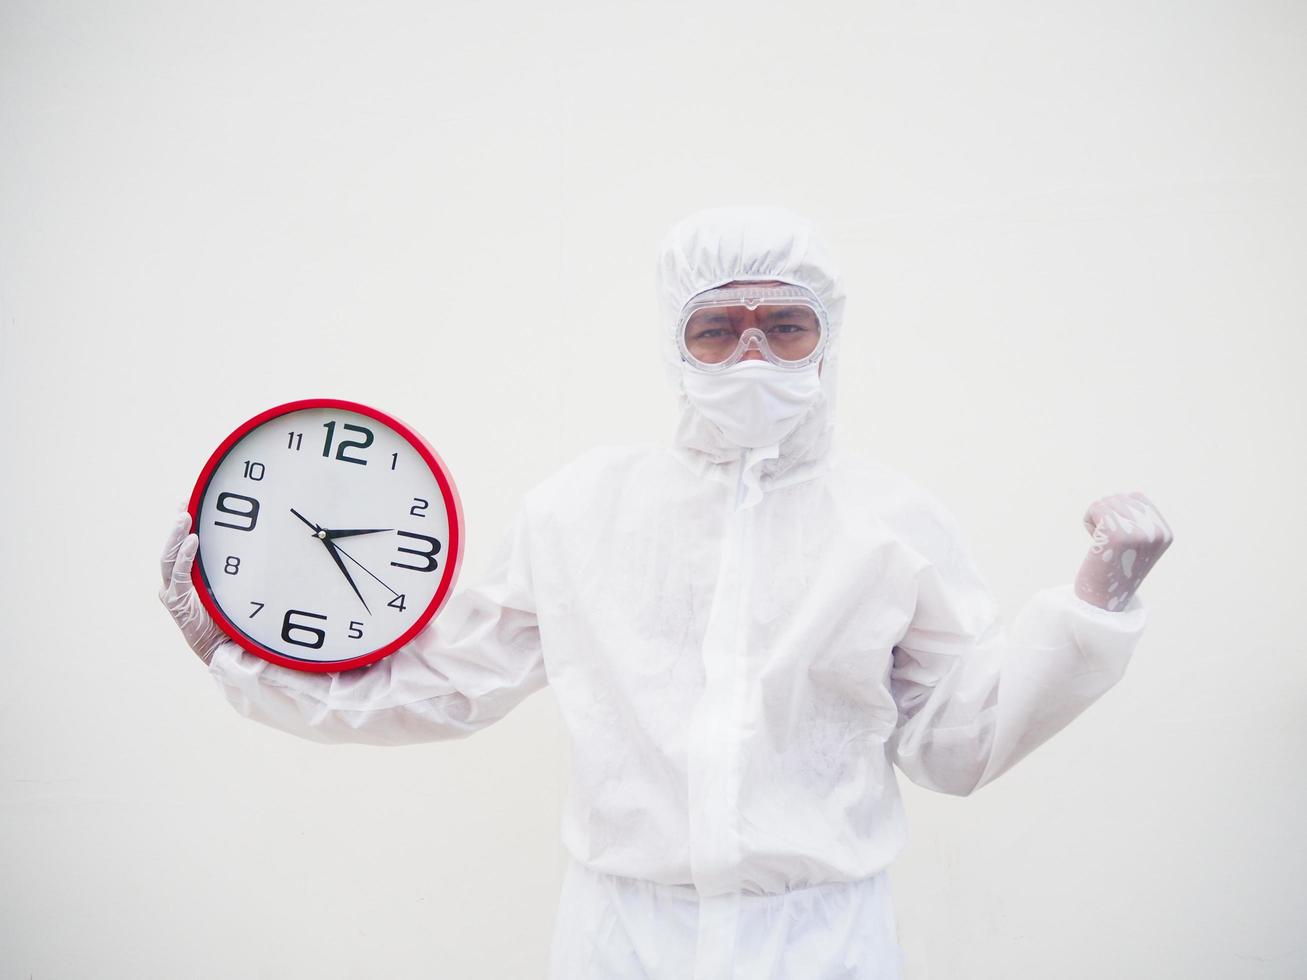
[323,538,372,615]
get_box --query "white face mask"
[679,360,823,449]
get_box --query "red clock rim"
[187,397,465,673]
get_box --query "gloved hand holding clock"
[159,507,227,666]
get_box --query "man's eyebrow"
[760,306,816,318]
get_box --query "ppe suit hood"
[655,206,847,502]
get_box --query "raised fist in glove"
[1074,492,1174,611]
[158,507,228,665]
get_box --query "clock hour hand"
[322,527,393,541]
[323,538,371,615]
[290,508,324,536]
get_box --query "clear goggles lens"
[678,284,827,371]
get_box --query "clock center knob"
[317,530,326,539]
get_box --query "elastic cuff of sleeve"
[1041,582,1148,643]
[207,639,243,676]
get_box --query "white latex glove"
[1074,491,1174,611]
[158,505,228,665]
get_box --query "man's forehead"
[695,279,795,300]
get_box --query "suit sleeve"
[205,500,547,746]
[887,503,1147,795]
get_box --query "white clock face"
[192,403,460,670]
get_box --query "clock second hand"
[332,541,404,600]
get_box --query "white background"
[2,1,1304,977]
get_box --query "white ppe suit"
[204,206,1148,978]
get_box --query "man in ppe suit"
[159,205,1174,979]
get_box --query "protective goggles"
[677,283,829,372]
